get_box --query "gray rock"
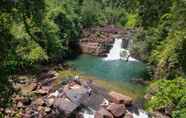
[107,103,126,117]
[54,97,79,116]
[94,108,113,118]
[109,91,133,105]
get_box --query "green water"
[68,54,148,99]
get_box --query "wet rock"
[95,108,113,118]
[54,97,79,116]
[107,103,126,117]
[109,91,133,105]
[76,112,84,118]
[123,112,133,118]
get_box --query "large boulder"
[63,84,90,105]
[107,103,126,117]
[109,91,133,105]
[94,108,114,118]
[54,97,79,116]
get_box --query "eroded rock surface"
[109,91,133,106]
[79,25,128,56]
[3,68,139,118]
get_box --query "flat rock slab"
[109,91,133,105]
[64,84,89,105]
[107,103,126,117]
[54,97,78,115]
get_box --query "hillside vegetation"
[0,0,186,117]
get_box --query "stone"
[17,101,24,108]
[48,90,60,97]
[63,84,89,105]
[107,103,126,117]
[37,86,50,95]
[21,82,37,95]
[76,113,84,118]
[0,108,4,112]
[34,98,45,106]
[5,108,11,114]
[37,106,44,111]
[123,112,133,118]
[94,108,113,118]
[47,98,55,106]
[109,91,133,105]
[45,107,51,113]
[39,71,56,80]
[54,97,79,116]
[14,95,24,102]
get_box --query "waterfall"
[104,38,123,61]
[81,108,95,118]
[81,109,148,118]
[104,38,138,61]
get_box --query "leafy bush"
[145,77,186,118]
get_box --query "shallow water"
[67,55,148,100]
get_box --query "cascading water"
[104,38,138,61]
[82,109,149,118]
[104,38,123,61]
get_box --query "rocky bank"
[1,67,147,118]
[79,25,133,57]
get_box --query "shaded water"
[67,55,148,100]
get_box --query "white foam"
[104,38,123,61]
[133,110,149,118]
[104,38,138,61]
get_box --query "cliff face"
[79,25,127,56]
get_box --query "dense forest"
[0,0,186,118]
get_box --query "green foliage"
[132,0,186,79]
[125,13,138,28]
[145,77,186,117]
[138,0,172,27]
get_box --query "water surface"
[68,55,148,100]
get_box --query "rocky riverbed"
[0,67,149,118]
